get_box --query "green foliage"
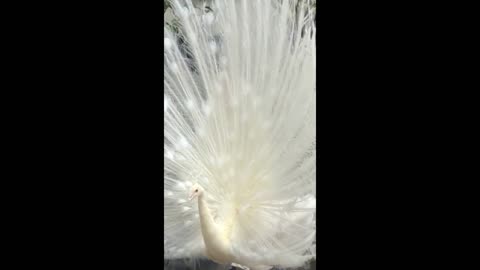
[164,0,316,14]
[164,0,315,35]
[164,1,170,13]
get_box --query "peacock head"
[188,183,203,201]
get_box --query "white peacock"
[164,0,316,269]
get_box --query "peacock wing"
[228,193,316,268]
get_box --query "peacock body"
[164,0,316,269]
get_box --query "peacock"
[164,0,316,269]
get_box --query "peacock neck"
[197,193,219,241]
[197,193,232,263]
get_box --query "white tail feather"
[164,0,316,268]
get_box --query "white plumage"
[164,0,316,269]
